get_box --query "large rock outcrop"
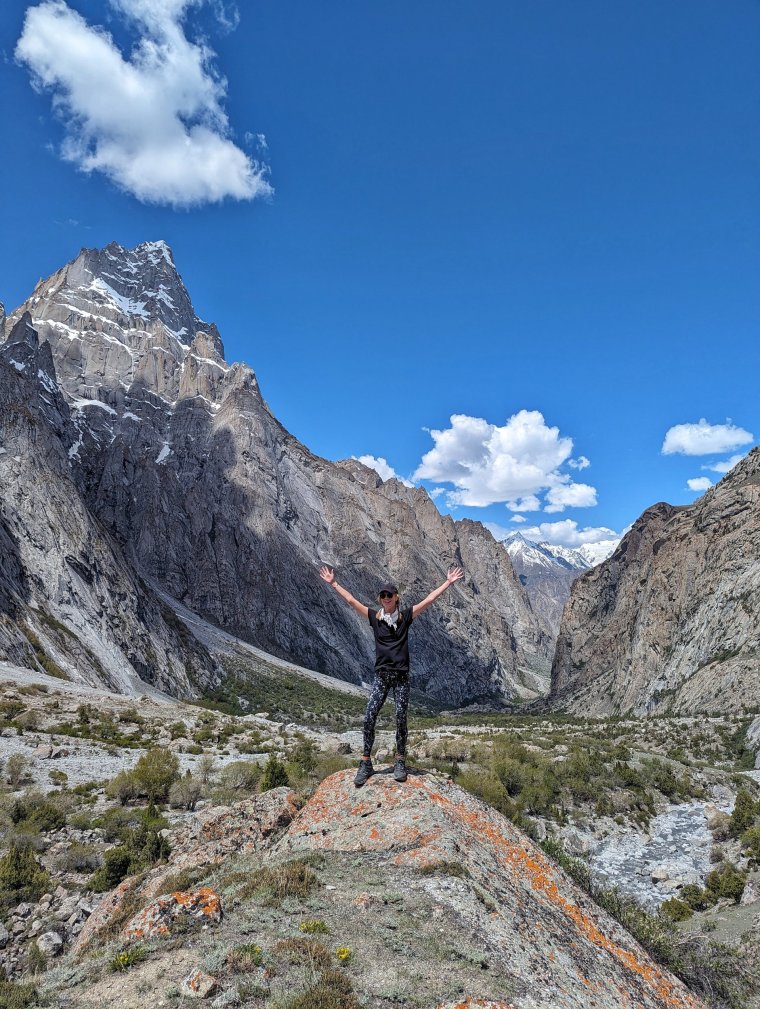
[273,771,704,1008]
[550,448,760,715]
[3,241,552,704]
[74,772,706,1008]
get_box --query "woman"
[319,564,465,786]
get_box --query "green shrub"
[89,806,170,891]
[10,792,66,833]
[261,754,289,791]
[742,824,760,862]
[680,883,713,911]
[55,842,101,873]
[705,863,746,903]
[730,788,759,838]
[108,944,148,972]
[105,771,139,806]
[0,842,51,909]
[132,749,180,802]
[660,898,693,922]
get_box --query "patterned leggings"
[363,669,410,758]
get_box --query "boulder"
[36,931,63,957]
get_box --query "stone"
[0,923,8,949]
[123,888,222,941]
[650,866,670,883]
[36,931,64,957]
[336,742,352,755]
[33,744,53,758]
[741,878,760,906]
[182,970,218,999]
[13,903,33,919]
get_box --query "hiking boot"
[393,757,408,782]
[354,759,374,787]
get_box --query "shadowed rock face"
[550,447,760,715]
[272,771,705,1009]
[0,313,212,694]
[4,241,553,704]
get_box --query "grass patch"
[223,858,320,905]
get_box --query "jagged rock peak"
[5,311,38,349]
[22,239,224,356]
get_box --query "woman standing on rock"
[319,564,465,787]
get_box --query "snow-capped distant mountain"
[497,531,618,636]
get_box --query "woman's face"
[379,591,398,614]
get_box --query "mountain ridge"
[1,240,553,705]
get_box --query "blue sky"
[1,0,758,549]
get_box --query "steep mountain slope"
[3,241,552,704]
[0,313,214,694]
[501,532,590,634]
[550,448,760,715]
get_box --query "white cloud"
[486,518,620,549]
[687,477,712,492]
[510,514,526,523]
[662,419,753,457]
[16,0,271,207]
[701,453,746,474]
[353,455,413,487]
[413,409,597,512]
[544,481,597,513]
[567,455,590,470]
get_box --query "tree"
[0,843,50,909]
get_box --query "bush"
[261,754,289,791]
[742,824,760,862]
[705,863,746,904]
[55,842,101,874]
[0,842,51,909]
[660,898,693,922]
[105,771,139,806]
[5,754,30,789]
[132,749,180,802]
[89,807,170,892]
[168,775,203,811]
[730,788,759,838]
[216,760,260,794]
[10,792,66,833]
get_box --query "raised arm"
[412,566,464,618]
[319,565,369,618]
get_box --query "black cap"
[379,583,398,595]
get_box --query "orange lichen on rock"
[123,887,222,940]
[274,770,708,1009]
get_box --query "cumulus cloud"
[487,518,620,549]
[567,455,590,470]
[545,481,597,513]
[15,0,271,207]
[687,477,712,492]
[413,409,597,512]
[353,455,413,487]
[662,419,753,457]
[701,453,746,474]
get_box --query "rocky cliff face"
[550,448,760,715]
[2,241,552,703]
[0,312,214,694]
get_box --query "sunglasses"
[379,591,396,599]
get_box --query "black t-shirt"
[367,607,414,673]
